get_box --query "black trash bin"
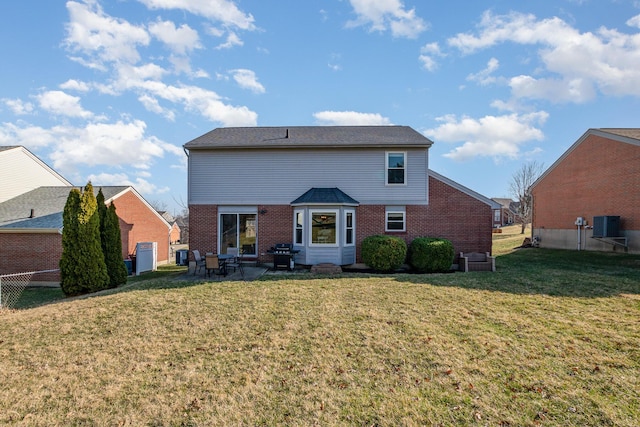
[176,249,188,266]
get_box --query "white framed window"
[344,210,355,246]
[309,209,339,246]
[294,209,304,245]
[386,151,406,185]
[385,207,406,232]
[219,211,257,256]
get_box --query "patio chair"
[226,249,244,280]
[226,247,239,272]
[192,250,205,275]
[205,255,225,279]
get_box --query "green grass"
[1,249,639,426]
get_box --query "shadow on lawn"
[396,248,640,298]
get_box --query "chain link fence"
[0,270,59,309]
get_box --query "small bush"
[361,235,407,272]
[408,237,454,273]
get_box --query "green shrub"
[361,235,407,272]
[408,237,454,273]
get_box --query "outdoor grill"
[269,243,297,270]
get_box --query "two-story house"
[185,126,499,267]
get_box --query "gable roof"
[0,186,169,232]
[291,188,360,206]
[429,170,501,209]
[0,146,72,203]
[531,128,640,190]
[184,126,433,150]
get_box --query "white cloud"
[3,98,34,115]
[215,31,243,49]
[448,11,640,102]
[466,57,500,86]
[418,42,443,71]
[137,0,256,31]
[626,14,640,29]
[508,75,596,103]
[138,94,176,121]
[36,90,93,119]
[88,172,170,195]
[424,111,548,161]
[313,111,393,125]
[65,1,150,68]
[229,69,265,94]
[0,119,183,175]
[346,0,428,39]
[59,79,91,92]
[148,19,202,55]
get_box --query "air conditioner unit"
[592,216,620,238]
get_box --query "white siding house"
[0,146,71,203]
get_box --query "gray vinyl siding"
[188,148,429,205]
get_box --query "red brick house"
[0,186,172,280]
[530,128,640,253]
[184,126,499,267]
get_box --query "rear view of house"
[531,128,640,253]
[185,126,499,267]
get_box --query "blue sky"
[1,0,639,214]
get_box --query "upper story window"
[386,152,406,185]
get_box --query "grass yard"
[1,240,639,425]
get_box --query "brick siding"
[532,134,640,231]
[189,175,493,264]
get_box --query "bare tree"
[509,161,545,234]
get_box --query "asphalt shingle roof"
[599,128,640,140]
[184,126,433,150]
[291,188,359,205]
[0,186,129,229]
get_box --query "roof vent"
[29,209,35,218]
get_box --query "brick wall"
[532,134,640,231]
[112,190,170,262]
[0,232,62,280]
[356,176,493,261]
[189,175,493,264]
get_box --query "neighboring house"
[0,186,172,280]
[0,146,71,203]
[184,126,500,267]
[159,211,182,244]
[530,128,640,254]
[491,198,520,227]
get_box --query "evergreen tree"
[104,202,128,288]
[60,188,83,296]
[77,182,109,292]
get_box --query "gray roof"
[184,126,433,150]
[598,128,640,140]
[0,186,129,230]
[291,188,360,206]
[0,146,20,153]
